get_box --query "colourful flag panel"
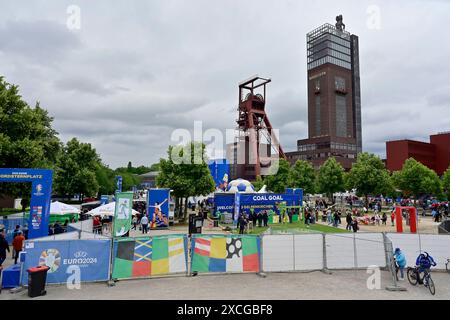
[112,235,187,279]
[191,235,260,273]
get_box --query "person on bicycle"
[415,252,437,284]
[393,248,407,280]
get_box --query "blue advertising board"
[0,168,53,239]
[115,176,123,193]
[208,159,230,191]
[100,195,109,205]
[285,188,303,206]
[237,193,301,215]
[147,188,170,229]
[234,192,241,223]
[213,193,234,215]
[21,239,111,285]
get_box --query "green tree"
[251,176,265,192]
[443,166,450,200]
[96,164,116,196]
[346,153,394,206]
[0,76,61,202]
[394,158,442,203]
[54,138,101,201]
[264,159,292,193]
[317,157,345,203]
[289,160,317,194]
[157,142,215,221]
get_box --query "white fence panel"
[386,233,421,267]
[415,234,450,270]
[326,233,354,269]
[294,234,323,270]
[262,235,294,272]
[354,233,386,268]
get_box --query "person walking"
[238,215,247,234]
[0,229,10,267]
[12,225,21,258]
[327,208,332,225]
[257,211,263,227]
[351,217,359,232]
[131,215,137,230]
[391,210,396,226]
[263,210,268,227]
[346,211,353,231]
[140,214,149,234]
[393,248,407,280]
[382,212,387,225]
[12,231,25,264]
[333,211,339,227]
[251,209,257,228]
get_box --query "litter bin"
[212,217,219,228]
[27,266,49,298]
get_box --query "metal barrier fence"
[13,230,450,290]
[261,233,388,273]
[386,233,450,270]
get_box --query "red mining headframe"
[235,76,285,179]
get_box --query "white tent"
[50,201,80,215]
[86,202,139,217]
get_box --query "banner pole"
[107,192,117,287]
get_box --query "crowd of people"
[0,224,26,268]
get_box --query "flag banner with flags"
[191,235,260,273]
[112,235,188,279]
[113,191,133,237]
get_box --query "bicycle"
[407,266,435,295]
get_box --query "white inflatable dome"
[226,178,255,193]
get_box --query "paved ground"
[1,270,449,300]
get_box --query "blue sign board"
[285,188,303,206]
[100,195,109,205]
[213,193,234,216]
[22,239,111,284]
[208,159,230,190]
[0,168,53,239]
[115,176,122,193]
[147,188,170,229]
[115,176,123,193]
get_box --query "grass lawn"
[232,220,350,235]
[0,209,24,216]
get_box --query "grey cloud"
[0,20,80,64]
[1,0,450,168]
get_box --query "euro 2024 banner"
[22,239,111,284]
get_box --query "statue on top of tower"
[335,15,345,31]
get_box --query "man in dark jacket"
[345,211,353,231]
[0,229,11,267]
[263,210,268,227]
[238,215,247,234]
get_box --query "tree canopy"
[317,157,345,201]
[289,160,317,194]
[393,158,442,199]
[346,152,394,201]
[0,77,61,199]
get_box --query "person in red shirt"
[391,210,396,226]
[12,231,25,264]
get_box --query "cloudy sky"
[1,0,449,169]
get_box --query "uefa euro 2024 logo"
[34,184,44,196]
